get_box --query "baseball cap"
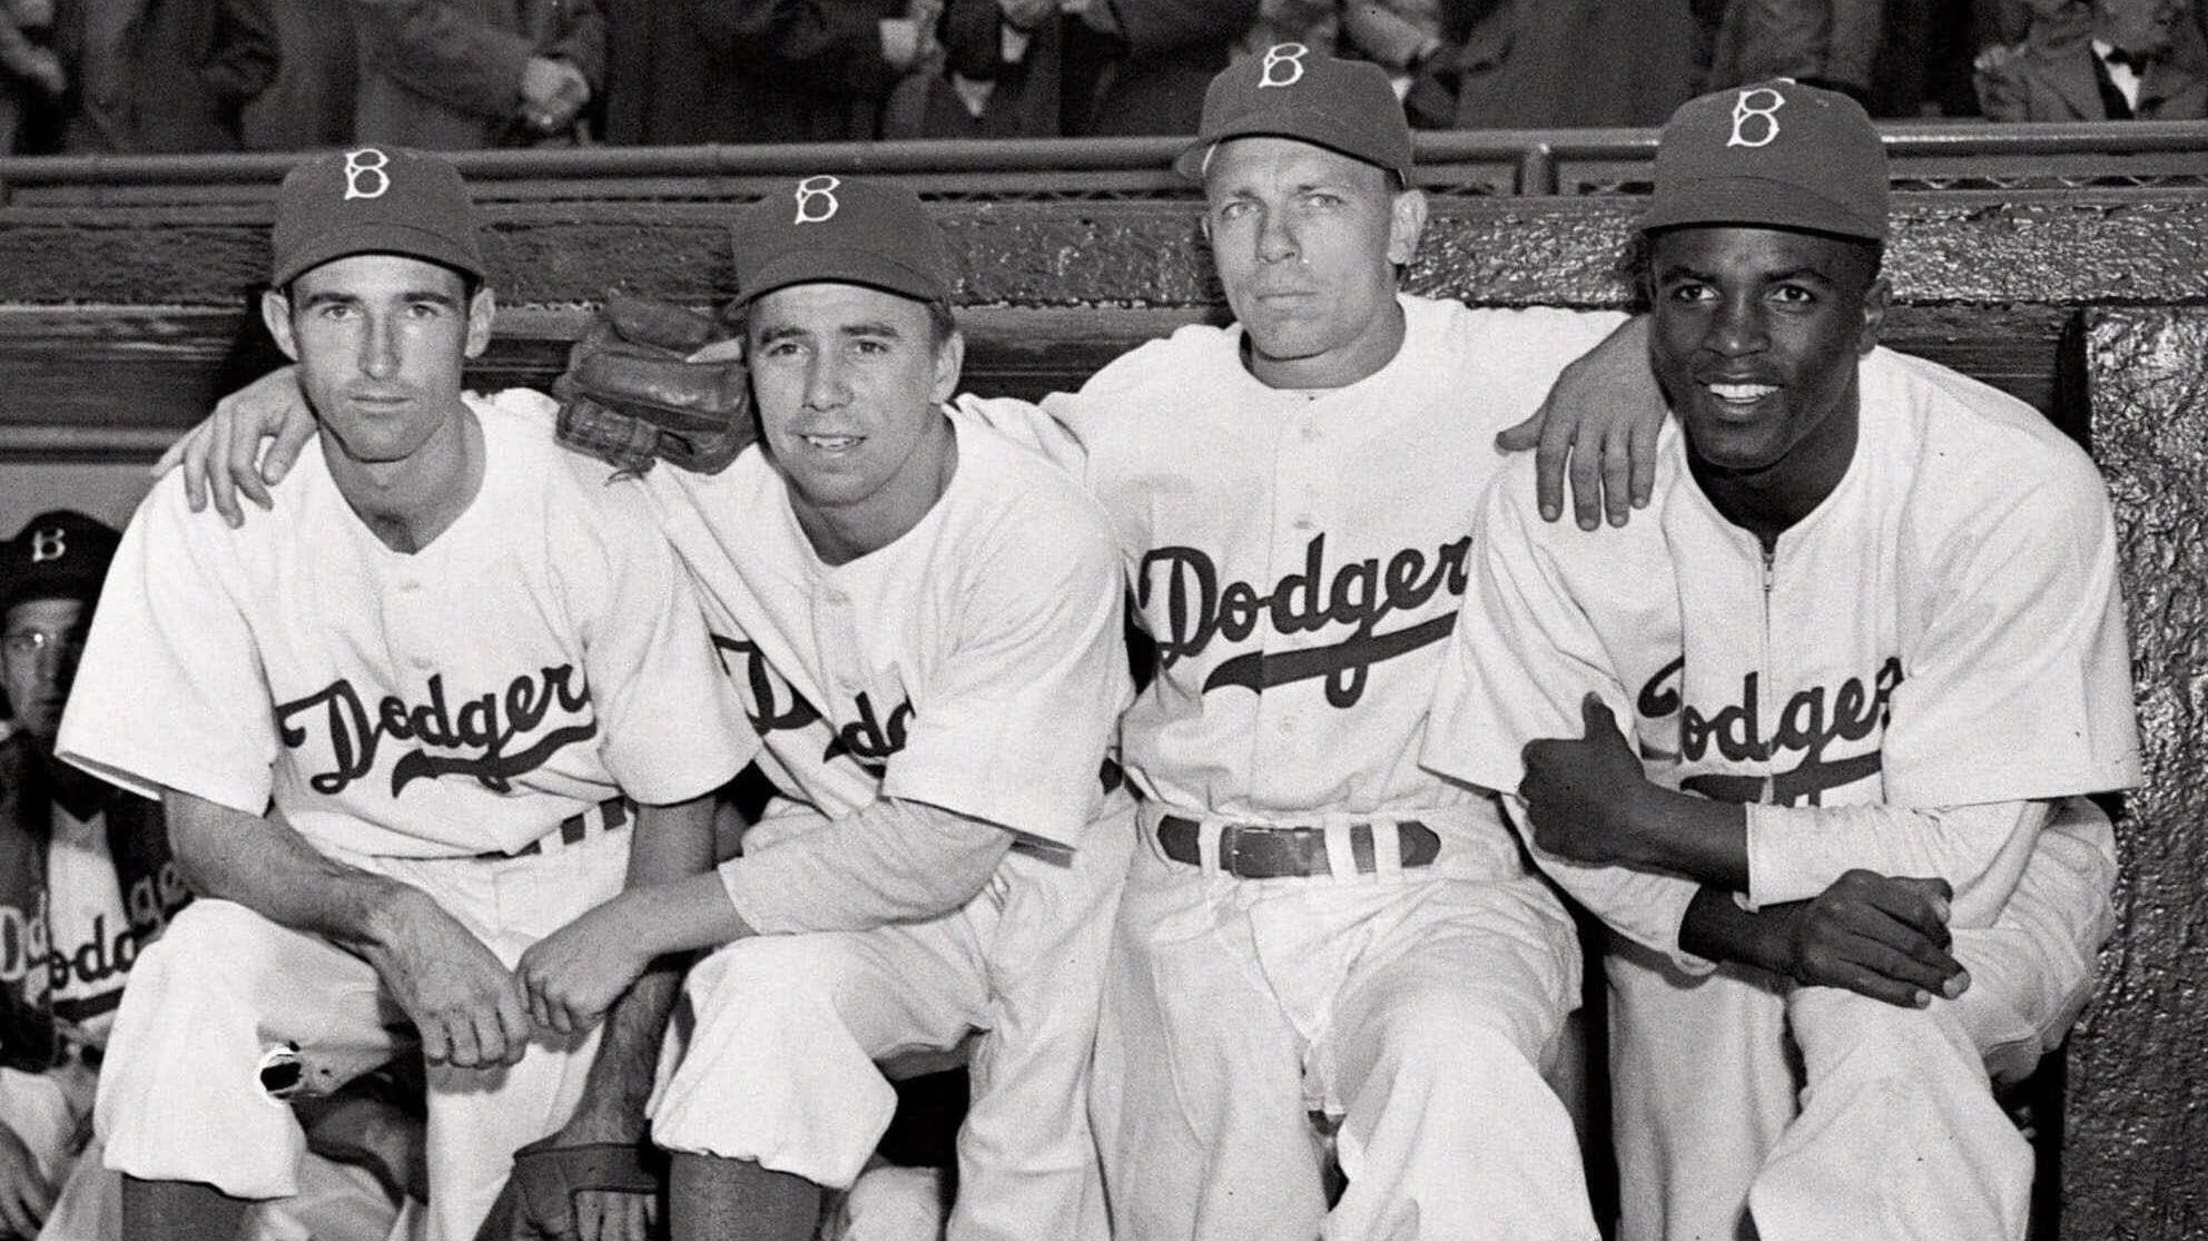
[1175,43,1414,184]
[270,146,487,288]
[1641,80,1888,241]
[731,176,955,308]
[0,511,121,620]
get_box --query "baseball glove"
[553,293,755,476]
[472,1135,667,1241]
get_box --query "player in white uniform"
[956,48,1660,1241]
[54,147,752,1241]
[502,178,1137,1241]
[1423,81,2137,1241]
[159,56,1675,1241]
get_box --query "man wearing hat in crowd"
[507,175,1139,1241]
[1423,80,2135,1239]
[54,145,753,1241]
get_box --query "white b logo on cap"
[27,527,65,564]
[794,176,842,225]
[1259,43,1308,89]
[342,148,391,201]
[1727,88,1786,149]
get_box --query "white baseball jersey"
[1424,345,2140,931]
[59,389,754,858]
[1029,293,1623,830]
[634,404,1130,845]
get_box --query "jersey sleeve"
[56,479,278,812]
[555,469,760,805]
[1880,454,2140,807]
[880,489,1129,851]
[952,394,1092,486]
[1424,470,1707,970]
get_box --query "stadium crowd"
[0,0,2202,157]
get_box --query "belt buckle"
[1220,823,1318,880]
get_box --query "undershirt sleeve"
[717,797,1012,934]
[1745,798,2048,929]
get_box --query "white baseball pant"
[649,802,1133,1241]
[1607,804,2117,1241]
[1090,803,1599,1241]
[94,827,628,1241]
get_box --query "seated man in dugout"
[129,174,1142,1241]
[56,145,754,1241]
[1,510,421,1241]
[1423,79,2136,1241]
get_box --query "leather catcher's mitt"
[473,1135,668,1241]
[553,293,755,475]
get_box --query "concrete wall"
[0,184,2202,1236]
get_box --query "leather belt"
[478,798,630,861]
[1156,815,1441,880]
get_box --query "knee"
[1370,989,1546,1088]
[1790,987,1978,1086]
[685,936,864,1026]
[127,900,268,995]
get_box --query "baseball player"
[1423,81,2137,1240]
[135,177,1138,1241]
[515,177,1138,1241]
[947,48,1665,1241]
[158,54,1677,1241]
[54,147,753,1241]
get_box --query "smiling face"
[1203,136,1427,389]
[745,282,963,561]
[3,597,85,745]
[263,253,493,471]
[1648,225,1887,483]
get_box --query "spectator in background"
[241,0,356,151]
[348,0,603,149]
[883,0,1262,139]
[1406,0,1698,129]
[1705,0,1886,103]
[882,0,1063,139]
[1977,0,2208,119]
[0,0,64,153]
[599,0,938,145]
[51,0,278,154]
[0,0,276,155]
[1057,0,1261,135]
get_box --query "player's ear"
[931,329,965,406]
[1855,275,1890,357]
[1387,186,1428,268]
[261,288,301,362]
[464,286,497,360]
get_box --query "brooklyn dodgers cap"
[1175,43,1415,183]
[270,146,487,287]
[731,176,955,308]
[0,510,121,618]
[1642,79,1889,241]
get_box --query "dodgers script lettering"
[1139,533,1470,708]
[1637,655,1905,805]
[275,665,595,796]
